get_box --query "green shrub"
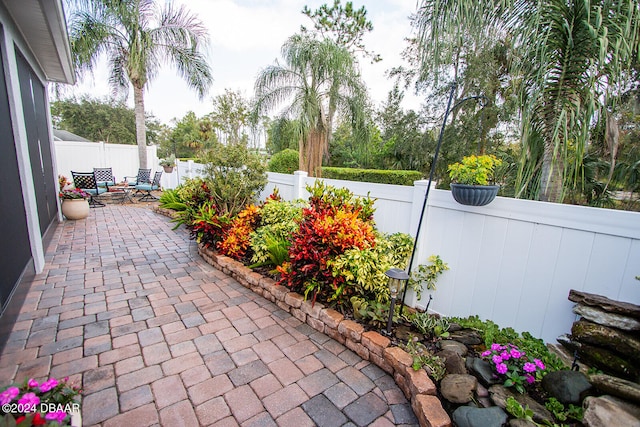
[268,149,299,174]
[322,167,423,185]
[158,189,186,211]
[250,198,303,265]
[202,142,267,217]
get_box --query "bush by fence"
[322,167,423,185]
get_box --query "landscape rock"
[440,374,477,404]
[489,385,554,425]
[557,336,640,380]
[509,420,537,427]
[468,357,500,387]
[452,406,508,427]
[438,339,468,357]
[582,395,640,427]
[449,329,482,345]
[571,319,640,362]
[589,373,640,405]
[436,349,467,375]
[574,304,640,331]
[541,370,593,405]
[568,290,640,320]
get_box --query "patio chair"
[93,167,116,189]
[135,171,162,201]
[124,168,151,195]
[71,171,107,207]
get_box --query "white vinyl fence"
[52,143,640,343]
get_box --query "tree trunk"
[539,141,564,203]
[133,84,148,169]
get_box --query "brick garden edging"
[153,206,451,427]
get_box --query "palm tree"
[254,34,369,177]
[68,0,213,168]
[414,0,640,202]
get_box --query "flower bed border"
[154,206,451,427]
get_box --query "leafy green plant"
[329,232,413,303]
[404,337,446,381]
[350,297,397,329]
[545,397,584,423]
[158,189,187,211]
[189,200,230,249]
[411,312,450,338]
[159,154,176,168]
[203,142,267,216]
[506,397,535,422]
[448,154,503,185]
[250,198,302,265]
[408,254,449,299]
[268,149,299,174]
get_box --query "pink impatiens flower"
[523,362,537,373]
[491,343,503,351]
[525,374,535,384]
[45,411,68,423]
[18,392,40,411]
[500,351,511,361]
[492,355,503,365]
[481,350,492,357]
[496,363,508,374]
[534,359,545,370]
[27,378,38,388]
[510,348,523,359]
[0,387,19,405]
[39,378,58,393]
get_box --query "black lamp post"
[399,82,487,315]
[384,268,410,336]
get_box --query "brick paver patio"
[0,205,419,426]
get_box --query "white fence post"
[293,170,308,199]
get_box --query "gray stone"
[489,384,554,425]
[439,339,468,357]
[449,329,483,345]
[589,373,640,405]
[468,357,501,387]
[509,420,538,427]
[436,349,468,375]
[569,290,640,320]
[452,406,508,427]
[574,304,640,331]
[541,370,593,405]
[302,394,348,426]
[572,319,640,362]
[476,383,489,398]
[582,395,640,427]
[441,374,477,404]
[343,392,388,427]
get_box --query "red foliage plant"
[218,204,262,260]
[278,182,376,309]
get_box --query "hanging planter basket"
[450,184,499,206]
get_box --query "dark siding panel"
[0,43,32,312]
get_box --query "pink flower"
[510,349,522,359]
[492,355,503,365]
[500,351,511,361]
[534,359,545,370]
[496,363,508,374]
[0,387,19,405]
[525,374,535,384]
[18,392,40,411]
[39,378,58,393]
[523,362,537,373]
[27,378,39,388]
[45,411,68,423]
[490,343,502,351]
[481,350,491,357]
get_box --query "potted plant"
[0,376,81,426]
[59,188,91,220]
[448,154,502,206]
[159,155,176,173]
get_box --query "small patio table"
[108,185,135,204]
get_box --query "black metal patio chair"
[93,167,116,190]
[135,171,162,201]
[71,171,107,207]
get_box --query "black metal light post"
[384,268,410,336]
[399,82,487,314]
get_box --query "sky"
[66,0,424,125]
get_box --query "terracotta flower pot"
[61,199,90,220]
[163,166,174,173]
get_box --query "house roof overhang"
[2,0,75,84]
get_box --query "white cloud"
[65,0,423,125]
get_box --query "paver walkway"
[0,205,419,426]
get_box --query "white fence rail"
[53,143,639,343]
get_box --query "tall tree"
[67,0,213,168]
[301,0,380,63]
[414,0,640,203]
[208,89,250,146]
[254,34,369,177]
